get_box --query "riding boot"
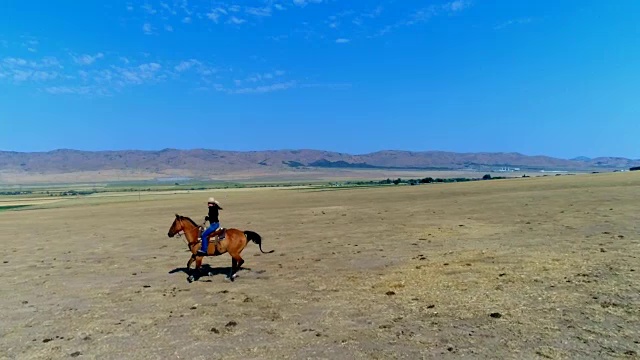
[212,236,220,253]
[197,239,208,256]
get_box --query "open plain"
[1,173,639,359]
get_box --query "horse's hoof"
[207,272,213,277]
[187,276,195,283]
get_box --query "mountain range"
[0,149,638,183]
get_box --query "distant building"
[496,167,520,172]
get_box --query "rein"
[176,217,203,249]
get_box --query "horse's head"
[167,214,184,237]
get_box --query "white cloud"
[293,0,322,7]
[165,25,174,32]
[234,70,286,86]
[0,56,64,84]
[369,1,473,38]
[174,59,200,72]
[160,2,175,14]
[142,3,157,15]
[274,4,286,11]
[8,69,60,82]
[143,23,153,34]
[494,17,534,30]
[232,81,296,94]
[73,53,104,65]
[31,71,59,81]
[1,42,338,97]
[206,11,220,23]
[21,38,39,53]
[228,16,246,25]
[447,0,472,12]
[364,5,383,18]
[182,16,192,23]
[44,86,94,95]
[335,38,350,44]
[246,6,272,17]
[300,83,351,90]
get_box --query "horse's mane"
[179,215,199,228]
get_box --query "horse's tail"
[244,230,274,254]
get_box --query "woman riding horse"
[198,197,224,256]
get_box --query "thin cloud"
[21,37,39,53]
[142,3,157,15]
[143,23,154,34]
[72,53,104,65]
[174,59,200,72]
[293,0,323,7]
[234,70,286,86]
[228,16,246,25]
[447,0,472,12]
[0,56,63,83]
[231,81,297,94]
[494,17,534,30]
[300,83,351,90]
[245,6,272,17]
[335,38,350,44]
[1,43,339,97]
[371,0,473,38]
[206,11,220,23]
[43,86,95,95]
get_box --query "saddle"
[199,228,226,242]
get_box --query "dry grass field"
[1,173,639,359]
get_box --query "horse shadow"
[169,264,252,282]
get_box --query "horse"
[167,214,274,282]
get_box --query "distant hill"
[0,148,638,183]
[571,156,592,162]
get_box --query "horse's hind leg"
[227,254,244,281]
[227,257,237,281]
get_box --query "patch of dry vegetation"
[0,172,638,359]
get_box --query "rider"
[197,197,223,256]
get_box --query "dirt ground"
[1,173,639,359]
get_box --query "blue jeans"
[200,222,220,253]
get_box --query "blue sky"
[1,0,638,158]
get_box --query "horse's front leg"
[186,255,197,283]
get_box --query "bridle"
[174,217,203,249]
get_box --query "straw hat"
[207,197,220,206]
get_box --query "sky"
[1,0,639,159]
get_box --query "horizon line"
[0,147,637,161]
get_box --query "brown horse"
[167,214,274,282]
